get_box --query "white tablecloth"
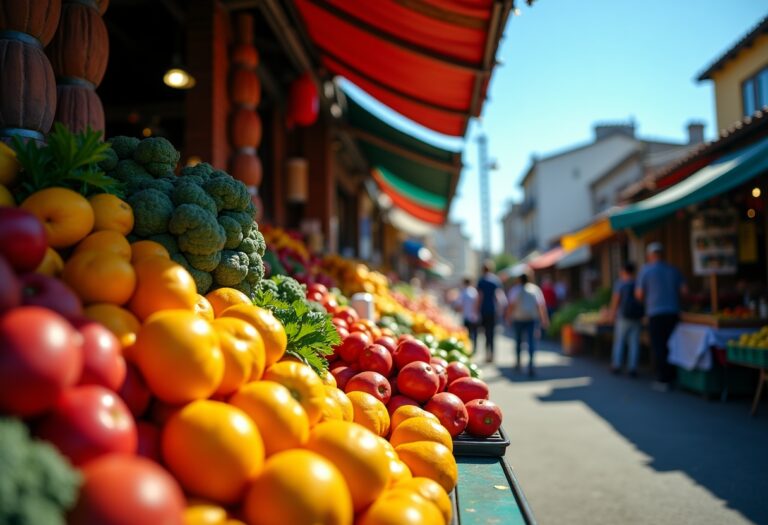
[668,322,757,371]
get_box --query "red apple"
[322,296,338,314]
[72,319,127,391]
[0,255,21,312]
[307,290,324,303]
[136,421,162,461]
[334,306,359,327]
[432,363,448,392]
[430,356,449,369]
[118,363,152,418]
[0,306,83,417]
[307,283,329,297]
[19,272,83,319]
[330,364,358,390]
[374,335,397,355]
[0,207,47,272]
[332,318,349,331]
[393,339,431,370]
[446,361,472,384]
[387,394,419,415]
[465,399,503,438]
[36,385,138,466]
[396,361,439,403]
[448,377,490,404]
[424,392,468,437]
[358,344,394,377]
[345,371,392,404]
[397,334,416,344]
[337,331,370,363]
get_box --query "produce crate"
[452,426,510,457]
[727,345,768,368]
[453,456,536,524]
[676,363,757,397]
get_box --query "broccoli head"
[230,280,252,299]
[185,251,222,272]
[245,253,265,285]
[113,159,152,184]
[171,253,213,294]
[148,233,179,254]
[98,147,119,172]
[256,278,279,297]
[133,137,180,169]
[273,274,306,304]
[171,179,217,216]
[220,210,254,237]
[203,175,250,212]
[168,204,226,255]
[179,162,214,185]
[253,230,266,257]
[127,189,173,237]
[213,250,249,286]
[218,215,244,250]
[126,176,175,197]
[109,136,140,160]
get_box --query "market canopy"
[294,0,511,136]
[527,247,565,270]
[610,136,768,233]
[560,217,615,252]
[345,92,462,225]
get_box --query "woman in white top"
[505,273,549,376]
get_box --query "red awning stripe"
[372,169,446,224]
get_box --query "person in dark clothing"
[636,243,687,390]
[609,262,644,377]
[476,260,504,363]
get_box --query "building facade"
[430,222,478,285]
[501,202,525,259]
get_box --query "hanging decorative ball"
[286,72,318,128]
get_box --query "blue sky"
[344,1,766,253]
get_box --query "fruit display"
[0,125,510,524]
[727,327,768,368]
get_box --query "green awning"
[343,91,462,223]
[610,136,768,232]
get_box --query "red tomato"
[0,306,82,417]
[396,362,439,403]
[36,385,137,466]
[446,361,471,384]
[69,454,185,525]
[447,377,490,404]
[465,399,503,438]
[424,392,468,437]
[117,364,152,418]
[307,283,329,297]
[73,319,126,391]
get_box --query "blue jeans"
[513,320,536,371]
[612,316,641,371]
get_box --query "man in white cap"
[636,242,687,390]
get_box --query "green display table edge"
[454,456,536,525]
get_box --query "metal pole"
[477,134,491,259]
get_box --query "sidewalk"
[484,333,768,525]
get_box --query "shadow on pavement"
[501,343,768,524]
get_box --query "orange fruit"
[34,247,64,277]
[396,477,452,524]
[133,310,224,403]
[263,361,325,425]
[129,256,198,320]
[0,183,14,206]
[391,405,440,432]
[130,240,170,263]
[357,489,444,525]
[305,420,390,512]
[387,457,413,488]
[324,386,353,422]
[0,141,19,187]
[230,381,309,456]
[162,400,264,504]
[211,317,265,396]
[220,305,286,366]
[389,416,453,452]
[319,392,345,422]
[320,369,337,387]
[62,250,136,305]
[243,449,352,525]
[346,391,390,437]
[205,287,252,318]
[183,499,228,525]
[73,230,132,260]
[21,187,94,248]
[195,294,215,321]
[88,193,134,235]
[394,441,458,493]
[83,303,141,349]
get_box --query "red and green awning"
[294,0,511,136]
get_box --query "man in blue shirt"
[636,242,687,389]
[476,261,504,363]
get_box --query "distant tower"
[477,134,491,258]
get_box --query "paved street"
[485,334,768,525]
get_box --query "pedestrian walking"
[476,260,505,363]
[609,262,644,377]
[540,276,559,321]
[506,273,549,376]
[454,277,479,350]
[636,243,687,390]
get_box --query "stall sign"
[690,210,738,275]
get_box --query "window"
[742,66,768,117]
